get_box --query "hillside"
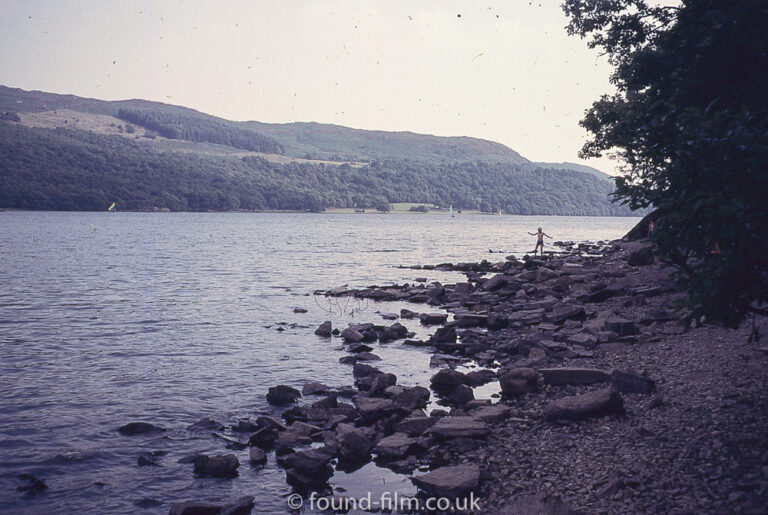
[0,85,635,215]
[240,121,528,164]
[534,161,612,181]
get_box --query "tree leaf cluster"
[563,0,768,325]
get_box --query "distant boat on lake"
[107,202,116,212]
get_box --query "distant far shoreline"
[0,207,643,218]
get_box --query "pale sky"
[0,0,619,173]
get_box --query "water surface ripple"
[0,212,638,513]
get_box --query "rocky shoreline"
[98,237,767,514]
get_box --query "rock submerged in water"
[193,454,240,478]
[302,381,330,395]
[266,385,301,405]
[314,321,332,337]
[249,447,267,466]
[340,327,365,343]
[412,463,481,498]
[16,473,48,496]
[117,422,165,436]
[186,417,225,432]
[168,495,255,515]
[282,447,335,490]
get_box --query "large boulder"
[314,321,332,337]
[430,369,470,392]
[412,464,481,498]
[499,368,539,396]
[481,274,508,291]
[266,385,301,405]
[340,327,365,343]
[448,384,475,407]
[539,368,611,386]
[347,343,374,353]
[374,433,419,460]
[471,404,511,424]
[628,245,655,266]
[356,372,396,393]
[352,363,382,378]
[544,388,624,421]
[285,465,333,490]
[430,327,457,344]
[420,312,449,325]
[394,415,437,436]
[353,396,396,422]
[430,417,489,440]
[337,428,371,465]
[302,382,330,396]
[391,386,430,410]
[465,369,497,387]
[281,447,335,474]
[249,427,279,449]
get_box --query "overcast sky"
[0,0,619,173]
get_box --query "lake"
[0,211,639,513]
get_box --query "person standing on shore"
[529,227,551,256]
[647,220,656,241]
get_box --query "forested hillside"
[241,121,529,164]
[0,123,632,215]
[116,108,283,154]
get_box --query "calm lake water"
[0,211,639,513]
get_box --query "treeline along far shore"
[0,122,632,215]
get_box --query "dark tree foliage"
[563,0,768,326]
[116,108,284,154]
[0,111,21,122]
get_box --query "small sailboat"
[107,202,116,212]
[449,205,455,217]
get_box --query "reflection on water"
[0,212,638,513]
